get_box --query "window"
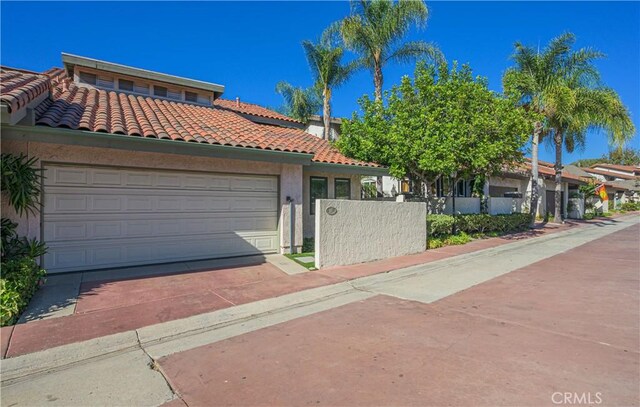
[154,85,168,97]
[335,178,351,200]
[79,72,97,85]
[119,79,134,92]
[310,177,328,215]
[185,91,198,103]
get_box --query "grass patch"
[285,252,316,270]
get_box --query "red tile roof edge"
[2,66,383,170]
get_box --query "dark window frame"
[185,91,198,103]
[334,178,351,200]
[154,85,168,97]
[118,79,134,92]
[79,71,97,85]
[310,176,328,215]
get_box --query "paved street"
[159,221,639,406]
[2,216,638,406]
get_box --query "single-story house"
[564,164,640,207]
[0,53,386,274]
[486,159,588,217]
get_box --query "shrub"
[427,213,531,238]
[302,237,315,253]
[426,214,455,237]
[1,153,47,326]
[620,202,640,212]
[0,257,45,326]
[444,232,473,246]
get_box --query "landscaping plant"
[337,62,531,208]
[1,153,47,326]
[427,213,532,246]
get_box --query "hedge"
[0,257,45,326]
[427,213,531,238]
[620,202,640,212]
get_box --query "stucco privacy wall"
[429,197,481,214]
[0,140,304,253]
[302,170,362,238]
[488,197,521,215]
[315,199,426,268]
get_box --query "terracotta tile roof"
[214,98,302,124]
[1,67,51,113]
[3,67,380,169]
[505,160,587,183]
[591,163,640,174]
[258,125,382,167]
[583,167,637,180]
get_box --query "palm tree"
[275,82,322,123]
[503,32,588,224]
[548,84,634,222]
[302,33,358,140]
[336,0,443,101]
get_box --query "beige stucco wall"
[302,170,362,238]
[1,140,304,253]
[314,200,427,268]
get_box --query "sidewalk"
[0,214,633,359]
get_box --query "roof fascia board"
[3,125,314,165]
[236,113,305,129]
[62,53,225,95]
[308,162,388,176]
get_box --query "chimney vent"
[236,97,240,107]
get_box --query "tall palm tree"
[336,0,443,101]
[302,33,358,140]
[275,81,322,123]
[549,85,634,222]
[503,32,591,224]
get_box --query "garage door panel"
[44,215,278,242]
[43,232,278,273]
[44,192,277,214]
[43,165,280,273]
[45,166,277,193]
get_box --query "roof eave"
[3,124,315,166]
[62,52,225,95]
[308,161,388,176]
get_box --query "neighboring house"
[0,53,386,274]
[486,159,588,218]
[575,163,640,206]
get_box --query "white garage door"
[43,165,279,273]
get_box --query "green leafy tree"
[275,81,322,123]
[302,31,359,140]
[337,62,531,206]
[335,0,443,101]
[503,32,596,224]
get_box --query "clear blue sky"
[2,1,638,163]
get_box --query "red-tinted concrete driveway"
[159,224,639,406]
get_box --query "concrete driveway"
[158,222,639,406]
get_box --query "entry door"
[43,165,279,273]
